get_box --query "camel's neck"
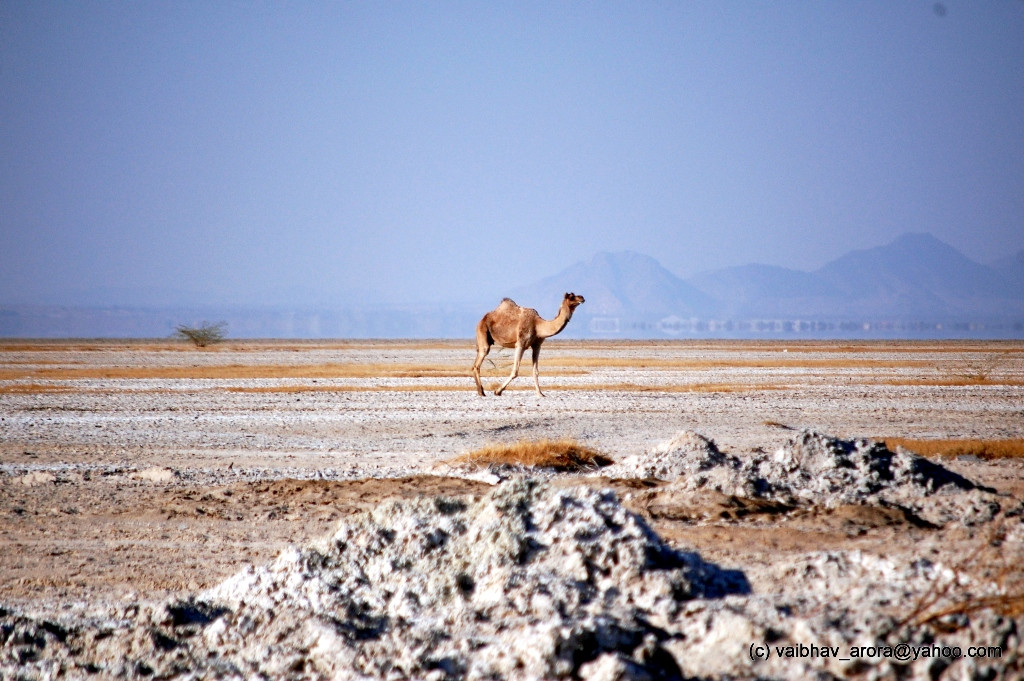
[536,302,574,340]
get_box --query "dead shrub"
[174,321,227,348]
[897,520,1024,629]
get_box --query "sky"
[2,1,1023,308]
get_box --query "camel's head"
[564,292,585,310]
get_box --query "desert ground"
[2,338,1023,679]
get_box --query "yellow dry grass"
[540,340,1024,355]
[4,339,1021,394]
[448,438,614,471]
[881,438,1024,460]
[540,356,936,370]
[0,363,473,381]
[0,380,780,395]
[6,361,1020,388]
[0,383,79,394]
[560,382,781,393]
[223,384,470,393]
[221,381,777,394]
[870,377,1024,387]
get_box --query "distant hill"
[813,233,1015,318]
[991,249,1024,296]
[507,233,1024,337]
[685,263,844,318]
[507,251,716,336]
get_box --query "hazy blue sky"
[2,1,1022,307]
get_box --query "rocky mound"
[3,480,749,680]
[4,476,1020,680]
[610,430,1002,526]
[603,430,734,482]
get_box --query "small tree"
[174,320,227,347]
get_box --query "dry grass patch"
[881,438,1024,460]
[871,377,1024,387]
[448,438,613,471]
[223,384,470,393]
[478,382,783,393]
[540,340,1024,354]
[0,363,473,381]
[872,359,1024,387]
[538,356,936,371]
[0,383,79,394]
[2,381,778,395]
[578,382,785,393]
[225,382,779,394]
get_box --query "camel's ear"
[564,292,572,298]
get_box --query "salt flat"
[2,339,1023,678]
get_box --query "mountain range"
[2,233,1023,338]
[509,233,1024,338]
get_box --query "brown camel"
[472,292,585,397]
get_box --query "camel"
[472,292,585,397]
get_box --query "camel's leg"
[494,344,525,396]
[472,345,490,396]
[531,342,544,397]
[472,322,491,396]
